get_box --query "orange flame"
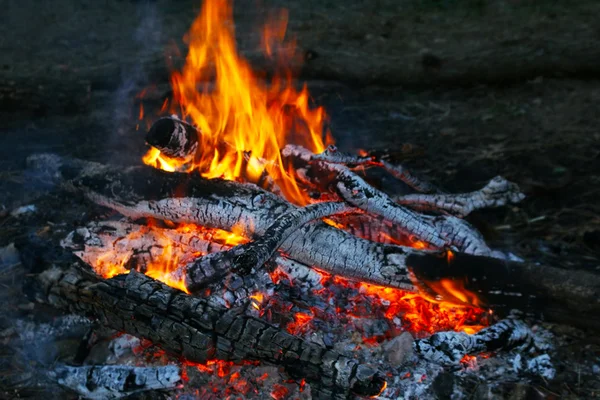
[355,280,487,335]
[249,292,265,310]
[286,312,313,334]
[88,223,247,293]
[143,0,332,205]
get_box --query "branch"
[178,202,354,293]
[283,144,493,256]
[312,144,439,194]
[395,176,525,217]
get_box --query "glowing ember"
[142,0,332,205]
[270,384,289,400]
[286,312,313,335]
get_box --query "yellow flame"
[143,0,332,205]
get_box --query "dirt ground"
[1,0,599,398]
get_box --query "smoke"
[108,1,163,164]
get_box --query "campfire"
[15,0,596,398]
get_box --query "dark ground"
[1,0,599,398]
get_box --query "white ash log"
[313,144,439,193]
[283,144,493,256]
[395,176,525,218]
[177,201,354,293]
[413,319,539,366]
[22,244,386,398]
[48,364,181,399]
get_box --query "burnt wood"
[414,319,539,366]
[20,243,385,399]
[283,144,494,256]
[180,201,353,293]
[26,153,600,328]
[146,116,199,159]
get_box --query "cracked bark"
[283,144,494,255]
[413,319,541,366]
[178,201,354,293]
[22,246,386,399]
[48,364,181,400]
[27,153,600,327]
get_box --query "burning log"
[413,319,544,366]
[61,220,324,293]
[146,116,199,160]
[178,201,354,293]
[26,153,600,327]
[27,153,418,292]
[48,364,181,400]
[21,245,386,399]
[143,116,283,194]
[283,144,495,256]
[144,121,438,196]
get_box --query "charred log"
[407,250,600,330]
[48,364,181,400]
[179,201,353,293]
[146,116,199,160]
[413,319,543,366]
[21,244,386,399]
[395,176,525,218]
[283,144,494,255]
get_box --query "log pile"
[18,119,600,397]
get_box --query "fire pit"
[2,0,600,399]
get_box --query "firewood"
[61,220,324,294]
[312,144,439,194]
[178,201,354,293]
[283,144,494,256]
[22,245,386,399]
[48,364,181,400]
[27,153,418,292]
[26,153,600,328]
[395,176,525,218]
[146,116,199,160]
[144,116,283,194]
[413,319,547,366]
